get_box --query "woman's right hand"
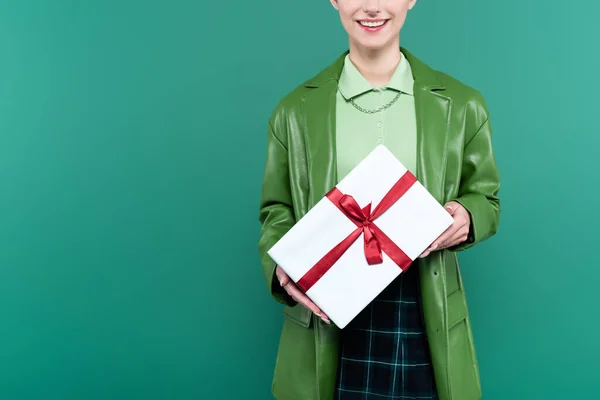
[275,265,331,324]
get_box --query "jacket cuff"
[268,262,298,307]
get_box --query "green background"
[1,1,598,399]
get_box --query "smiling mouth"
[357,19,389,31]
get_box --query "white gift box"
[267,145,454,329]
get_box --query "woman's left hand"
[419,201,471,258]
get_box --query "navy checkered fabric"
[335,261,439,400]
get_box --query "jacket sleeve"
[257,116,298,307]
[450,97,501,251]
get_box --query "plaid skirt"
[334,261,439,400]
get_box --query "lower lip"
[357,20,389,32]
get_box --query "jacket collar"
[305,47,445,93]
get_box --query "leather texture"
[258,47,501,400]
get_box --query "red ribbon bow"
[296,171,417,292]
[337,195,383,265]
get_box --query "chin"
[354,38,393,51]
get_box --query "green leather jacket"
[258,47,501,400]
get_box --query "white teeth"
[359,20,386,28]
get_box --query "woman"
[258,0,500,399]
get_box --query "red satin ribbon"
[296,171,417,292]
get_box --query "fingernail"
[322,318,331,324]
[432,244,438,250]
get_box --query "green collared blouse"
[336,53,417,180]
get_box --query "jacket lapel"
[414,88,451,202]
[302,54,346,207]
[403,48,451,202]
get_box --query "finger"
[277,268,330,323]
[440,227,469,249]
[443,201,460,215]
[451,210,469,226]
[420,203,464,257]
[275,267,291,287]
[447,203,471,232]
[446,227,470,248]
[285,283,331,324]
[440,210,471,248]
[287,284,325,317]
[431,225,459,250]
[278,274,291,287]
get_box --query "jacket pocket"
[444,251,460,297]
[283,304,313,328]
[447,289,468,329]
